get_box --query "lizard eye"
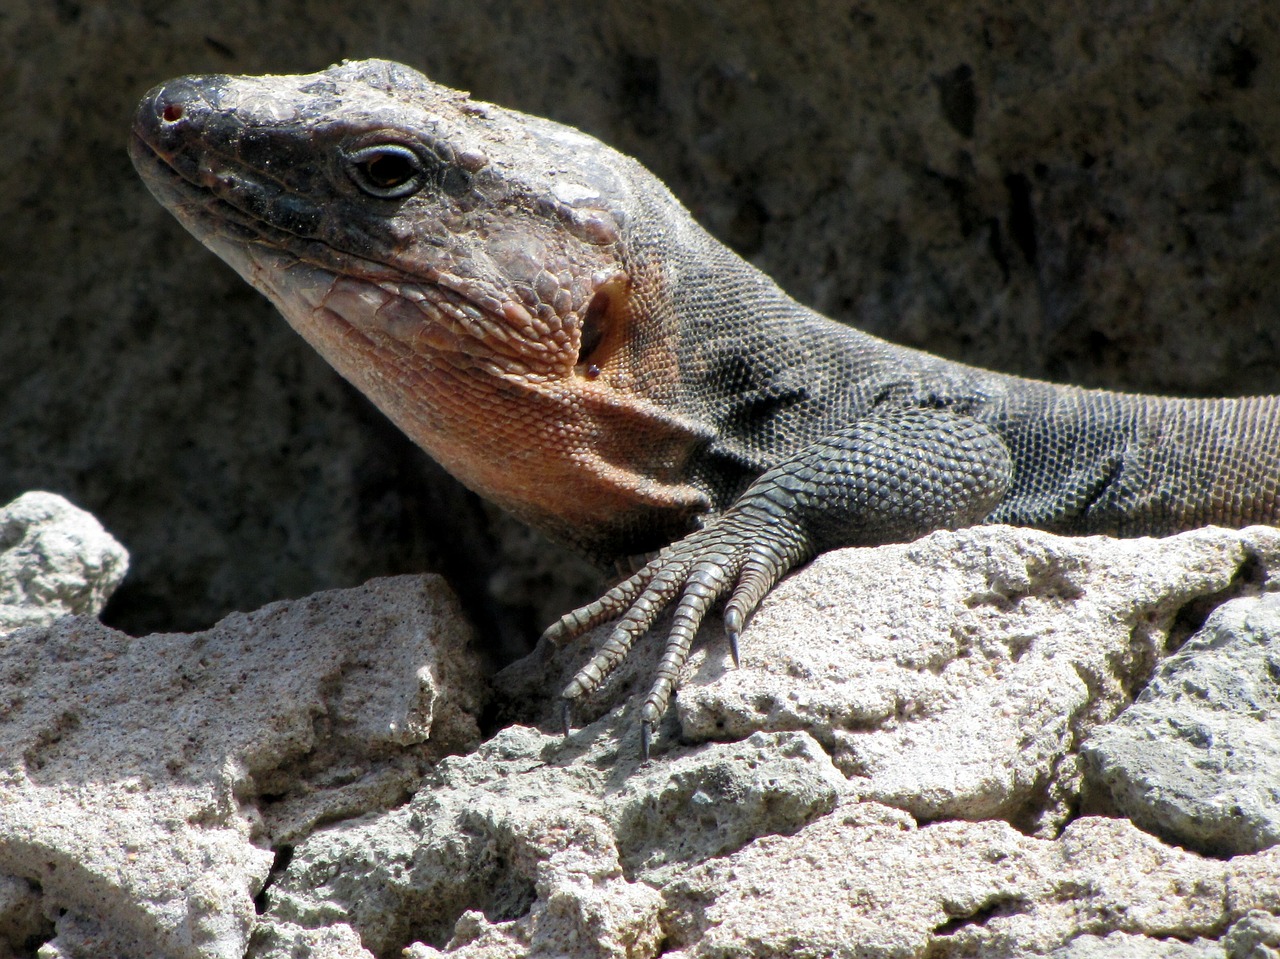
[346,144,426,198]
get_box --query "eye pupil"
[363,151,414,188]
[347,144,425,198]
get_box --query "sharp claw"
[560,699,572,738]
[640,719,652,760]
[728,628,740,667]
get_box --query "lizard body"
[130,60,1280,753]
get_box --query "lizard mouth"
[131,76,576,366]
[130,115,414,309]
[130,109,570,382]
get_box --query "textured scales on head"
[130,58,712,558]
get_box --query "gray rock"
[0,875,49,953]
[1224,911,1280,959]
[0,575,485,959]
[4,523,1280,957]
[248,921,374,959]
[5,0,1278,642]
[0,491,128,634]
[508,525,1280,833]
[263,726,842,956]
[276,525,1275,959]
[660,814,1232,959]
[1082,593,1280,856]
[1227,847,1280,936]
[608,728,845,881]
[1049,932,1225,958]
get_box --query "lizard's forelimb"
[552,407,1012,754]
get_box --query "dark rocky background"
[3,1,1277,654]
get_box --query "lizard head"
[130,59,711,556]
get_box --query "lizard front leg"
[545,406,1013,756]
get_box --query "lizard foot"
[545,409,1012,757]
[545,505,811,757]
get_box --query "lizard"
[130,59,1280,756]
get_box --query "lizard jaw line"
[132,131,543,358]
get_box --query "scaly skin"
[130,60,1280,756]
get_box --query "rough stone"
[1048,932,1225,958]
[0,491,128,634]
[1224,911,1280,959]
[5,0,1278,645]
[248,921,374,959]
[660,815,1229,959]
[505,525,1280,833]
[1227,846,1280,917]
[394,524,1280,959]
[262,725,841,957]
[0,575,485,959]
[1081,592,1280,856]
[3,510,1279,957]
[0,874,49,954]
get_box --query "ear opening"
[576,273,631,375]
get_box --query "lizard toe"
[543,564,653,645]
[723,544,795,657]
[638,558,737,754]
[558,553,694,719]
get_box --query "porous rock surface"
[0,492,129,634]
[1082,592,1280,857]
[4,521,1280,958]
[0,573,485,959]
[5,0,1278,644]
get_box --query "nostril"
[160,100,184,123]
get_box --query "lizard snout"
[132,75,229,155]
